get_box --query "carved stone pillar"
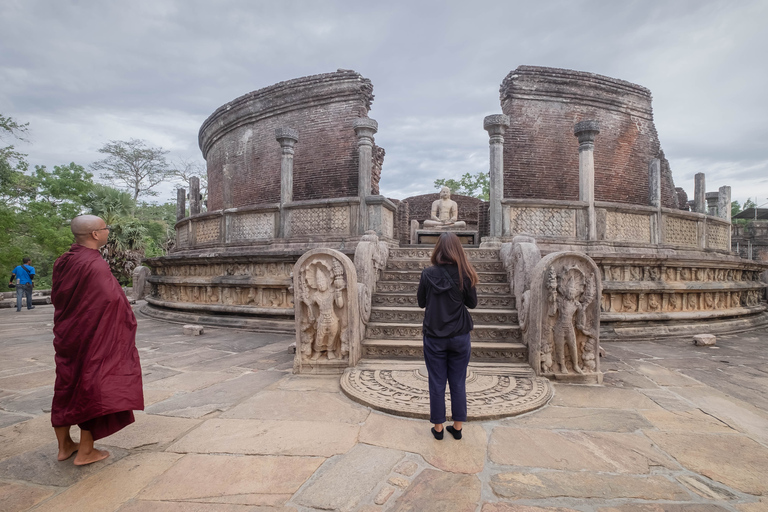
[574,120,600,241]
[276,127,299,238]
[694,172,706,213]
[484,114,511,239]
[189,177,201,216]
[176,187,186,221]
[353,118,378,235]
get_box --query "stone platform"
[341,361,552,420]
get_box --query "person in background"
[9,257,35,312]
[417,232,478,440]
[50,215,144,465]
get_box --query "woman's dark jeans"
[423,332,471,424]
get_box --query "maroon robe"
[51,244,143,440]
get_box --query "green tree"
[90,139,172,202]
[434,172,490,201]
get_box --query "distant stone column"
[276,127,299,238]
[719,185,732,250]
[189,177,201,215]
[484,114,510,239]
[694,172,706,213]
[574,120,600,241]
[176,187,186,221]
[353,118,378,235]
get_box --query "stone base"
[416,229,478,246]
[139,303,294,333]
[602,311,768,341]
[340,361,552,420]
[546,371,603,384]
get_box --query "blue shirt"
[12,265,35,285]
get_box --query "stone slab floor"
[1,303,767,512]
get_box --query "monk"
[51,215,144,465]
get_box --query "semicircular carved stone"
[526,251,603,383]
[340,365,552,420]
[293,248,360,374]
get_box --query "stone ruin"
[141,66,768,413]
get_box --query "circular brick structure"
[199,69,382,211]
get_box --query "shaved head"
[71,215,107,246]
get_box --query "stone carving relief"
[229,213,274,241]
[604,211,651,243]
[291,207,349,236]
[293,249,360,374]
[525,252,602,383]
[195,218,221,244]
[382,208,394,238]
[509,207,576,238]
[664,216,698,247]
[354,231,389,338]
[707,222,729,251]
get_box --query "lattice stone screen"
[291,206,350,236]
[707,222,730,251]
[664,216,698,247]
[509,207,576,237]
[229,213,274,241]
[195,218,221,244]
[605,211,651,243]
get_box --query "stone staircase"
[361,247,532,372]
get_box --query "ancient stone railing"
[173,196,397,252]
[501,198,732,252]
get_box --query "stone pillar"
[648,159,661,208]
[648,159,661,244]
[276,127,299,238]
[694,172,706,213]
[176,187,186,221]
[706,192,719,216]
[189,177,201,216]
[353,118,378,235]
[484,114,511,239]
[574,120,600,241]
[719,185,732,250]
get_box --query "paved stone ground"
[1,303,768,512]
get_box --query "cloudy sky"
[1,0,766,207]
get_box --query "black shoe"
[446,425,462,440]
[431,427,444,440]
[28,306,35,310]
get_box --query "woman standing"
[417,232,478,440]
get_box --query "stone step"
[388,248,501,262]
[380,270,508,283]
[386,258,505,273]
[362,339,527,363]
[365,322,521,343]
[370,306,518,325]
[371,292,516,309]
[375,281,510,295]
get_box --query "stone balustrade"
[173,196,397,252]
[500,198,732,252]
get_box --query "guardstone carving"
[354,231,389,339]
[293,249,360,374]
[526,252,602,383]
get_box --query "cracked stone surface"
[1,305,767,512]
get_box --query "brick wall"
[199,70,378,211]
[500,66,678,208]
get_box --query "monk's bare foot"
[57,440,80,461]
[73,448,109,466]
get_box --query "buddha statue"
[423,186,466,229]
